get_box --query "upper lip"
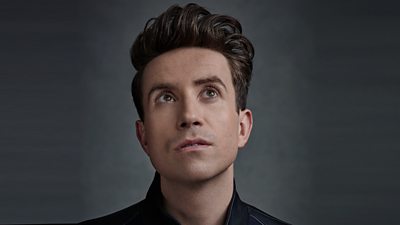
[177,138,212,150]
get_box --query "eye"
[202,87,219,99]
[156,93,176,103]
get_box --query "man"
[81,3,290,225]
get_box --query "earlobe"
[135,120,149,155]
[238,109,253,148]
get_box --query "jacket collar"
[142,172,248,225]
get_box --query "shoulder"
[245,203,292,225]
[79,200,145,225]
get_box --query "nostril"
[179,121,200,128]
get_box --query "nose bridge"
[178,92,201,128]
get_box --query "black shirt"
[80,173,290,225]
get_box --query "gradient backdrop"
[1,0,399,224]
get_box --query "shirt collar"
[142,172,248,225]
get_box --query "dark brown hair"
[131,3,254,121]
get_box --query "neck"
[160,165,234,225]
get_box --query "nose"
[177,98,202,129]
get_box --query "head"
[131,3,254,121]
[130,3,254,183]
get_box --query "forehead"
[141,47,233,89]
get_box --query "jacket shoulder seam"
[250,214,266,225]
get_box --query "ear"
[135,120,149,155]
[238,109,253,148]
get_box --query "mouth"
[177,138,212,152]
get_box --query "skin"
[136,47,253,225]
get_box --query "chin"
[161,164,234,184]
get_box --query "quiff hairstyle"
[130,3,254,121]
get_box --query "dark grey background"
[1,0,399,224]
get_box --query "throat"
[160,168,234,225]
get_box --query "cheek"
[144,118,170,146]
[215,114,240,163]
[145,107,180,147]
[146,106,176,128]
[214,112,240,143]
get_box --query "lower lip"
[179,144,210,152]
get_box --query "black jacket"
[80,173,290,225]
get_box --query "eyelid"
[205,84,221,93]
[201,85,221,97]
[154,90,176,103]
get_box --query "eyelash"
[155,91,176,103]
[202,85,220,98]
[154,85,220,103]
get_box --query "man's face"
[136,47,252,183]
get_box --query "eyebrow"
[147,83,176,101]
[193,75,227,91]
